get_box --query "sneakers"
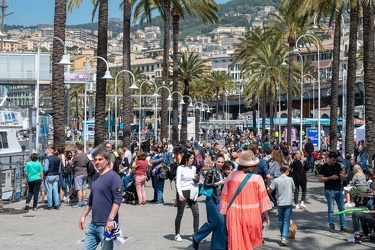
[32,207,38,211]
[300,203,307,209]
[25,203,30,211]
[340,227,353,233]
[192,236,199,250]
[347,234,361,243]
[345,202,356,208]
[174,234,182,242]
[329,226,336,233]
[295,204,300,209]
[361,236,371,242]
[281,237,287,246]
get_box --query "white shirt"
[168,144,174,153]
[176,165,196,196]
[124,149,132,164]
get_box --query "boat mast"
[0,0,13,51]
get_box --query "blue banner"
[307,128,319,147]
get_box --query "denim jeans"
[307,155,314,170]
[154,176,165,203]
[83,223,114,250]
[278,205,293,239]
[194,196,227,250]
[324,189,346,228]
[45,175,60,207]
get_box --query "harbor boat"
[0,95,28,201]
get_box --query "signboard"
[307,128,319,147]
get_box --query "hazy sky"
[4,0,228,27]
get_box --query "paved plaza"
[1,173,374,250]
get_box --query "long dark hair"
[180,150,195,166]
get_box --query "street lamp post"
[157,85,173,141]
[35,36,71,153]
[237,81,244,118]
[340,67,347,157]
[303,74,315,120]
[282,51,304,150]
[114,70,136,149]
[170,91,185,142]
[356,80,365,122]
[264,67,281,143]
[296,34,321,149]
[130,80,158,147]
[84,56,113,154]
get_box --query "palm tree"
[122,0,134,147]
[171,0,218,144]
[265,6,309,146]
[68,0,109,147]
[281,0,346,151]
[177,51,210,142]
[52,0,67,151]
[363,1,375,157]
[345,0,359,156]
[206,71,235,120]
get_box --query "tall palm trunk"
[195,108,200,141]
[94,0,108,147]
[363,3,375,158]
[122,0,132,147]
[287,45,294,146]
[216,89,219,119]
[172,7,180,144]
[345,1,359,156]
[252,94,257,134]
[161,0,171,142]
[52,0,67,151]
[181,79,189,142]
[329,14,342,152]
[262,88,266,133]
[269,99,275,141]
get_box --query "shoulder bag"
[199,169,215,197]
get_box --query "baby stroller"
[122,179,138,204]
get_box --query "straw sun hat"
[235,150,260,167]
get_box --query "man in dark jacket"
[304,138,315,171]
[44,148,61,210]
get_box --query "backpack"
[87,160,96,177]
[61,163,73,178]
[157,164,170,180]
[109,152,121,172]
[113,156,122,173]
[168,162,178,181]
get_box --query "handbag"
[199,169,215,197]
[190,183,199,201]
[222,173,253,236]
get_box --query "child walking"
[268,164,295,246]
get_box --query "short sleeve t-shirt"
[24,161,43,182]
[319,163,342,190]
[72,152,89,176]
[269,175,295,206]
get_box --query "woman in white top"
[174,151,200,242]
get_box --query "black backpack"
[167,162,178,181]
[87,160,96,177]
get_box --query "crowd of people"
[22,127,375,249]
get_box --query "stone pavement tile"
[1,173,375,249]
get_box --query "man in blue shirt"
[150,147,164,205]
[79,144,123,250]
[246,143,271,187]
